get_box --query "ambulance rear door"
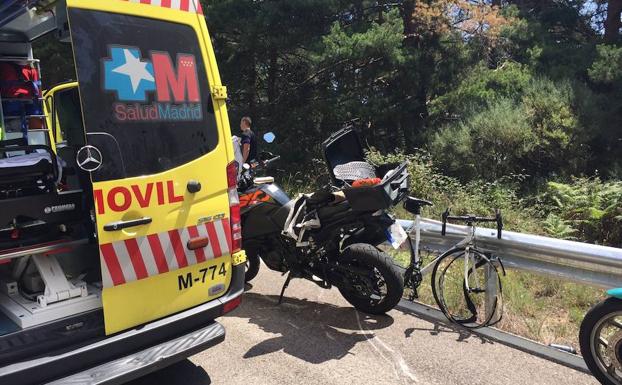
[66,0,234,335]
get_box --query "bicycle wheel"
[431,247,503,329]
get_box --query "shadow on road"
[229,292,394,364]
[125,360,211,385]
[404,321,489,344]
[398,306,494,345]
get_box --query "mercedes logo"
[76,145,103,172]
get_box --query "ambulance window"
[68,9,219,182]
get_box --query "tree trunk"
[353,0,364,21]
[401,0,416,43]
[508,0,554,13]
[399,0,433,149]
[605,0,622,43]
[267,47,278,125]
[248,50,257,119]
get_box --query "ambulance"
[0,1,245,383]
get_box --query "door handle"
[104,217,152,232]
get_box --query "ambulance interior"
[0,1,104,355]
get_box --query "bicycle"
[400,197,505,329]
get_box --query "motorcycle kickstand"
[278,273,292,305]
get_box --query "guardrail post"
[485,262,498,323]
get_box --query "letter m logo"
[152,52,200,103]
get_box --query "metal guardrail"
[396,300,589,373]
[398,218,622,289]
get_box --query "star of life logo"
[103,46,203,122]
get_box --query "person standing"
[240,116,257,164]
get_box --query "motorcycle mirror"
[263,132,276,143]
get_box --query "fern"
[543,178,622,246]
[543,214,578,240]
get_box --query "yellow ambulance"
[0,1,245,383]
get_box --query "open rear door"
[66,0,234,335]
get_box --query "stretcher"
[0,139,86,250]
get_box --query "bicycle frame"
[405,210,504,302]
[403,204,504,327]
[409,212,477,278]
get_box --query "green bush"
[542,214,578,240]
[588,44,622,85]
[431,74,588,182]
[431,98,535,180]
[429,61,532,120]
[366,149,541,233]
[543,178,622,246]
[520,79,586,177]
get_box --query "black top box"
[322,128,409,211]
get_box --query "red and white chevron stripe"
[123,0,204,15]
[99,218,231,288]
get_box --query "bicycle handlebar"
[441,209,503,239]
[446,215,497,222]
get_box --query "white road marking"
[356,311,419,384]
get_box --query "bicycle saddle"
[404,196,433,215]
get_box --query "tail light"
[227,161,242,253]
[222,296,242,314]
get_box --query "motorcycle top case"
[322,128,410,211]
[322,128,367,185]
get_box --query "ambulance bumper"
[0,262,245,385]
[48,321,226,385]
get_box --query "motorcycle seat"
[317,201,351,221]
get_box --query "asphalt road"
[129,266,599,385]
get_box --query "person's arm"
[242,143,251,163]
[240,134,251,163]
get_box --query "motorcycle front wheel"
[337,243,404,315]
[580,297,622,385]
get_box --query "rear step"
[48,322,225,385]
[0,291,229,385]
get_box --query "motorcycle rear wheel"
[245,252,261,283]
[338,243,404,315]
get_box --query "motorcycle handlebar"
[248,156,280,170]
[238,156,281,191]
[262,156,281,168]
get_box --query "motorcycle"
[238,128,410,314]
[580,289,622,385]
